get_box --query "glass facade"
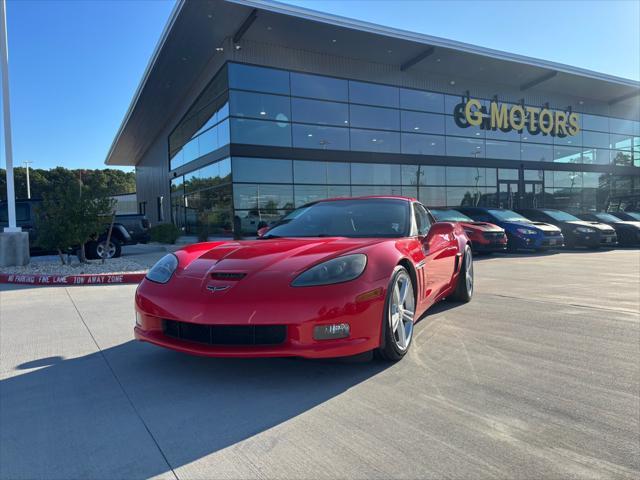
[167,62,639,235]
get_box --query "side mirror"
[257,225,269,238]
[425,221,455,240]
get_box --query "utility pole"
[0,0,19,232]
[23,160,32,199]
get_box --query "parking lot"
[1,249,638,479]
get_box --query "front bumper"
[509,233,564,250]
[134,278,387,359]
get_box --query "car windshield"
[619,211,640,221]
[487,209,531,222]
[543,210,580,221]
[594,213,621,223]
[430,209,473,222]
[261,199,410,238]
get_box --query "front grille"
[211,272,246,280]
[162,319,286,346]
[543,230,560,236]
[482,231,505,240]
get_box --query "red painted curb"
[0,272,146,286]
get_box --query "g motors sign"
[454,99,580,137]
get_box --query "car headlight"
[146,254,178,284]
[575,227,596,234]
[516,228,537,235]
[292,254,367,287]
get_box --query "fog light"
[135,311,142,327]
[313,323,350,340]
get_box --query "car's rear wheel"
[450,245,473,302]
[377,266,415,362]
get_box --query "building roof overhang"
[105,0,640,166]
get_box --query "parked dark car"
[577,212,640,247]
[456,207,564,251]
[516,208,617,248]
[610,211,640,222]
[0,199,150,259]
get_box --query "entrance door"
[498,181,519,209]
[522,181,544,208]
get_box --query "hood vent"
[211,272,246,281]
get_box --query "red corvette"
[135,197,473,361]
[430,209,508,253]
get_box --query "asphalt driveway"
[1,249,638,479]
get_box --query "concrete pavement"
[1,249,639,479]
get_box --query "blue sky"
[1,0,638,173]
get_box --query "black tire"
[92,238,122,259]
[376,266,415,362]
[84,241,99,260]
[449,245,474,303]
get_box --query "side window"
[413,203,431,235]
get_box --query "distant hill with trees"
[0,167,136,200]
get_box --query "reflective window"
[554,131,582,147]
[228,63,289,95]
[198,127,218,154]
[444,94,472,113]
[328,185,351,197]
[610,133,638,151]
[521,131,553,144]
[554,146,582,163]
[418,186,447,207]
[290,72,348,101]
[446,136,485,158]
[447,186,486,208]
[523,170,544,181]
[351,185,402,197]
[349,81,399,108]
[401,165,420,186]
[485,126,521,142]
[582,130,610,148]
[350,129,400,153]
[350,105,399,130]
[612,150,634,166]
[545,171,583,188]
[327,162,350,184]
[351,162,401,185]
[232,157,292,183]
[582,148,610,165]
[230,118,291,147]
[400,89,444,113]
[402,186,418,199]
[521,143,553,162]
[498,169,519,180]
[292,124,349,150]
[294,185,329,207]
[233,184,294,210]
[582,172,608,188]
[582,114,609,132]
[485,140,520,160]
[445,115,486,138]
[294,160,326,184]
[400,111,444,134]
[291,98,349,126]
[610,117,639,135]
[229,90,290,121]
[421,166,446,185]
[401,133,445,155]
[446,167,490,186]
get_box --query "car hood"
[565,220,616,232]
[176,237,385,281]
[502,221,560,233]
[459,221,503,232]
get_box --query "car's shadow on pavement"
[1,340,390,479]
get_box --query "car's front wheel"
[377,266,415,362]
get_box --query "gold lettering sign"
[456,99,580,137]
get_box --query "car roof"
[316,195,416,203]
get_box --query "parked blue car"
[456,207,565,251]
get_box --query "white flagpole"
[0,0,20,232]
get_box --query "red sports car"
[135,197,473,361]
[430,209,508,253]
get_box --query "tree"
[35,182,116,264]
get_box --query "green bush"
[149,223,181,244]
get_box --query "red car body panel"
[458,221,508,252]
[135,197,470,358]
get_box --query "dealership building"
[105,0,640,235]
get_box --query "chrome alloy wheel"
[96,241,116,259]
[465,248,474,296]
[389,271,415,351]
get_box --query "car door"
[415,203,457,305]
